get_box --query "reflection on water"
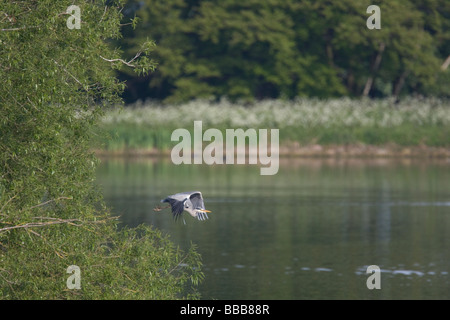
[96,157,450,299]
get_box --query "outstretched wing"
[162,196,187,220]
[189,191,206,210]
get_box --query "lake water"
[96,157,450,299]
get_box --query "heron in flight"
[153,191,211,223]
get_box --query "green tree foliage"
[0,0,202,299]
[120,0,449,103]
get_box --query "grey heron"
[153,191,211,223]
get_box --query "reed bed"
[96,97,450,151]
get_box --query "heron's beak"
[197,209,211,213]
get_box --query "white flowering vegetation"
[97,98,450,150]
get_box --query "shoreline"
[94,143,450,159]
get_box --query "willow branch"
[0,218,80,233]
[24,196,73,211]
[0,216,119,234]
[99,52,142,67]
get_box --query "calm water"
[96,157,450,299]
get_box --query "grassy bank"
[95,97,450,155]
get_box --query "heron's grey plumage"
[160,191,210,222]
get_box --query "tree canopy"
[119,0,449,103]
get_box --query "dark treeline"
[117,0,449,104]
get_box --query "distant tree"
[311,0,445,98]
[120,0,348,102]
[120,0,449,102]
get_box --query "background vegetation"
[100,0,449,153]
[118,0,450,103]
[0,0,202,299]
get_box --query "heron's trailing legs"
[154,204,187,224]
[153,204,171,212]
